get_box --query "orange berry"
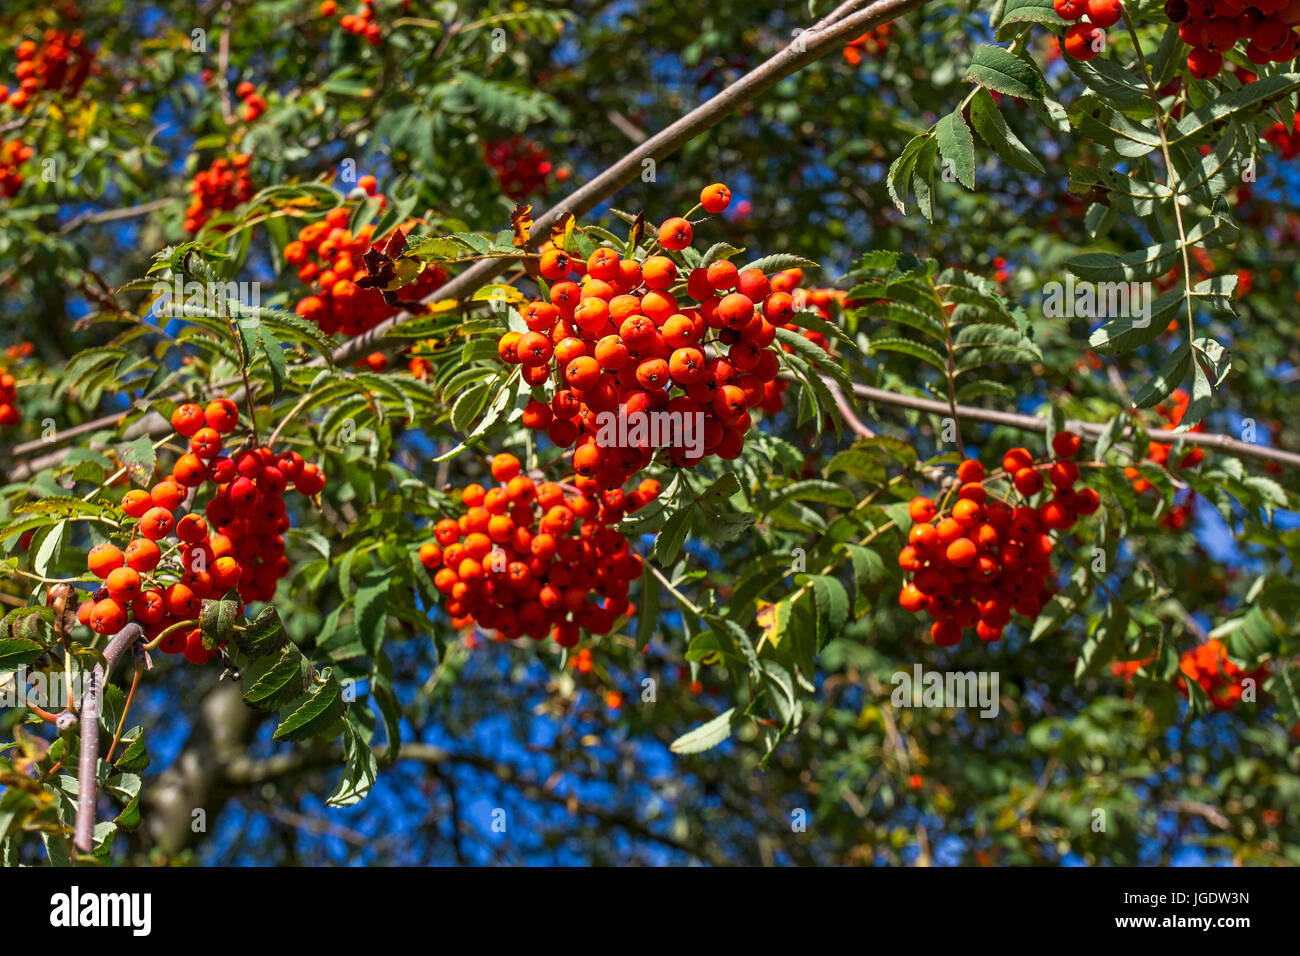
[700,183,731,214]
[87,543,125,578]
[658,217,693,251]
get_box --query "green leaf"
[809,575,849,648]
[1169,73,1300,146]
[653,506,692,566]
[868,335,948,373]
[1087,290,1182,355]
[1132,345,1191,409]
[274,667,346,742]
[0,638,43,669]
[968,88,1044,174]
[935,110,977,190]
[199,599,239,651]
[113,730,149,773]
[841,543,886,617]
[996,0,1063,40]
[1093,414,1126,461]
[669,708,735,754]
[235,605,287,659]
[636,561,659,650]
[354,570,391,656]
[327,721,378,807]
[242,644,308,711]
[965,44,1045,100]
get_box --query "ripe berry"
[190,427,223,459]
[1014,467,1045,496]
[171,403,206,436]
[139,507,175,540]
[105,566,142,603]
[700,183,732,214]
[1086,0,1123,29]
[121,490,153,518]
[87,543,125,578]
[1187,46,1223,79]
[132,590,165,624]
[1054,0,1088,19]
[658,217,693,251]
[908,496,937,523]
[89,599,128,635]
[124,538,161,573]
[1002,448,1034,474]
[1063,22,1104,60]
[1051,430,1081,459]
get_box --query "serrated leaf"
[274,668,346,742]
[965,44,1045,100]
[669,707,735,754]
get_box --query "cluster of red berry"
[1123,388,1205,530]
[287,188,449,337]
[0,139,32,198]
[419,453,657,647]
[183,154,254,233]
[1164,0,1300,79]
[75,399,325,664]
[896,432,1102,646]
[1125,388,1205,497]
[234,80,266,122]
[0,342,33,427]
[1263,110,1300,157]
[842,24,893,64]
[498,183,824,488]
[1055,0,1124,62]
[0,370,19,428]
[2,30,94,110]
[319,0,402,45]
[1113,639,1266,711]
[484,137,563,199]
[1178,639,1268,710]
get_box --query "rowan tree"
[0,0,1298,867]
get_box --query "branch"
[848,381,1300,471]
[0,0,933,479]
[74,622,145,853]
[308,0,935,371]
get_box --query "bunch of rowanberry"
[0,139,33,198]
[896,431,1102,647]
[499,183,826,486]
[75,399,326,664]
[420,453,658,647]
[1118,640,1267,710]
[1178,639,1267,709]
[0,368,19,428]
[1164,0,1300,78]
[1055,0,1124,62]
[842,24,892,65]
[3,29,94,110]
[234,80,266,122]
[1125,387,1205,494]
[1263,110,1300,157]
[183,154,254,233]
[287,189,449,337]
[320,0,406,45]
[484,137,557,199]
